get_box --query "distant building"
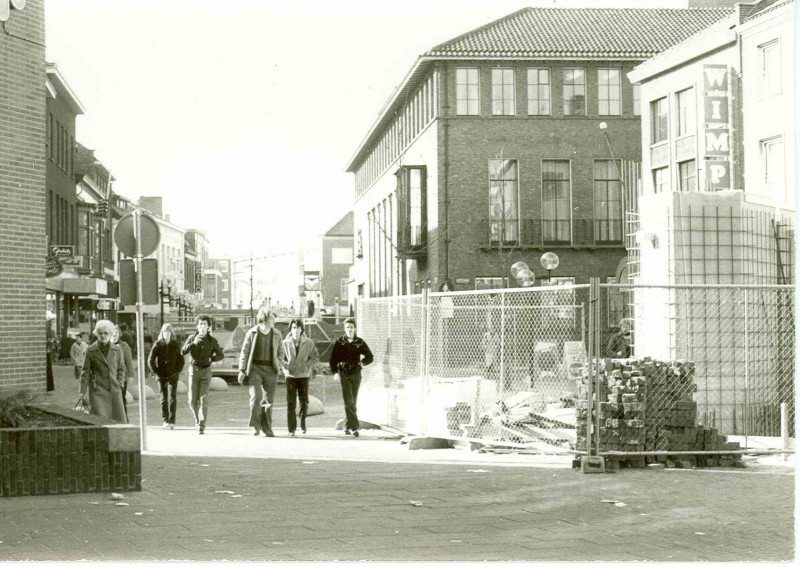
[204,258,234,309]
[321,212,354,315]
[346,6,733,299]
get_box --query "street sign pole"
[134,210,148,451]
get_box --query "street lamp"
[540,252,560,284]
[511,261,535,287]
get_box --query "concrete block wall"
[0,0,47,395]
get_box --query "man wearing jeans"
[182,314,224,434]
[238,307,283,436]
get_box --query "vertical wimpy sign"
[703,64,731,190]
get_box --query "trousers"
[248,364,277,434]
[286,377,309,433]
[159,374,180,424]
[340,370,362,431]
[188,365,211,426]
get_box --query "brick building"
[203,258,233,309]
[345,6,733,299]
[321,212,353,316]
[0,0,46,394]
[43,63,84,340]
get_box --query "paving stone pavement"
[0,454,794,561]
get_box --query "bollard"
[581,455,606,474]
[781,402,788,462]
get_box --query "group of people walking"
[76,309,373,438]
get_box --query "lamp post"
[540,252,560,284]
[511,261,535,287]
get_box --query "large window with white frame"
[456,68,480,115]
[475,277,509,290]
[598,69,621,116]
[563,69,586,116]
[542,160,571,243]
[760,135,785,200]
[653,166,670,193]
[676,88,695,137]
[759,40,781,98]
[632,83,641,116]
[593,160,623,243]
[527,68,551,115]
[678,160,696,192]
[651,97,668,143]
[491,68,515,116]
[489,159,519,243]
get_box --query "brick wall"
[0,405,142,497]
[0,0,47,395]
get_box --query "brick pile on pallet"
[575,358,742,469]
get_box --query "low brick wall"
[0,404,141,498]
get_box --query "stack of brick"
[575,358,742,468]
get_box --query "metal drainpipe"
[440,65,450,283]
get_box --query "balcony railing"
[482,218,625,248]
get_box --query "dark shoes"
[198,422,205,435]
[253,429,260,436]
[289,431,296,437]
[344,429,352,435]
[302,428,307,434]
[353,430,360,437]
[265,431,275,437]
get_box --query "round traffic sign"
[114,212,161,257]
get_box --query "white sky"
[46,0,688,258]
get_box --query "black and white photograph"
[0,0,795,562]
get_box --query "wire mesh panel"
[422,286,589,450]
[358,295,425,434]
[593,284,795,459]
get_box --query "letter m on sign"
[706,131,730,156]
[704,65,728,92]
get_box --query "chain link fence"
[358,283,794,456]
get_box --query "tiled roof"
[426,7,734,59]
[742,0,793,23]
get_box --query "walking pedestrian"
[148,323,185,429]
[112,325,135,421]
[70,333,88,386]
[237,307,283,437]
[329,318,373,437]
[280,319,319,436]
[80,319,128,423]
[182,314,224,435]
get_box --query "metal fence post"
[744,288,749,446]
[420,288,429,436]
[585,278,600,456]
[500,291,506,401]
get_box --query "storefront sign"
[45,256,63,278]
[61,255,83,267]
[50,244,75,258]
[96,299,115,311]
[703,64,731,189]
[304,272,320,291]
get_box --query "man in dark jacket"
[329,318,373,437]
[181,314,224,434]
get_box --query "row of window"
[46,113,74,175]
[650,87,696,144]
[487,158,624,243]
[355,72,439,198]
[456,67,640,117]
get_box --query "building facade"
[627,0,795,433]
[0,0,46,394]
[321,212,354,315]
[203,258,233,309]
[346,7,733,301]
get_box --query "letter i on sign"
[0,0,26,22]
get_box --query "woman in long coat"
[81,319,128,423]
[113,325,135,421]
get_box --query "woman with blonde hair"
[81,319,127,422]
[148,323,185,428]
